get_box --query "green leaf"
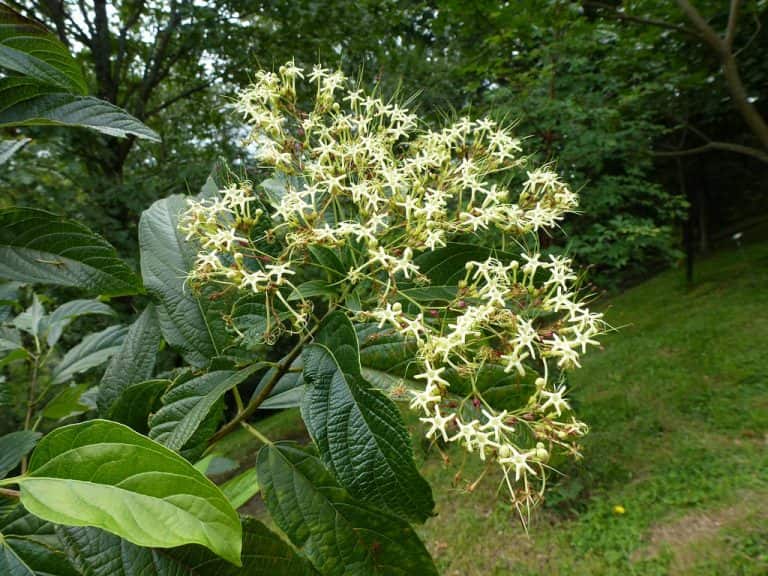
[12,295,44,338]
[0,377,10,406]
[358,324,418,374]
[0,280,22,311]
[260,176,288,206]
[0,326,22,352]
[0,4,158,144]
[249,353,302,406]
[139,195,230,367]
[0,348,27,372]
[0,5,86,93]
[0,505,79,576]
[0,431,40,479]
[360,367,414,393]
[0,90,160,141]
[98,305,161,415]
[51,325,127,385]
[57,518,316,576]
[18,420,242,565]
[230,297,269,351]
[149,365,263,451]
[260,384,304,409]
[198,174,219,200]
[301,312,435,523]
[108,379,169,434]
[258,444,438,576]
[41,383,90,420]
[0,137,29,164]
[287,279,336,301]
[42,298,115,347]
[414,243,506,284]
[308,245,346,279]
[0,208,141,296]
[220,468,259,509]
[399,285,457,303]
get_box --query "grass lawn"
[217,239,768,575]
[415,240,768,575]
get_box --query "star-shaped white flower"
[480,409,516,441]
[419,405,454,443]
[498,444,537,482]
[415,360,449,388]
[539,385,571,416]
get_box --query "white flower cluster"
[180,61,605,517]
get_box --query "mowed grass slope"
[416,240,768,575]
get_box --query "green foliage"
[40,383,90,420]
[42,299,116,348]
[0,208,141,297]
[17,420,242,565]
[465,6,690,283]
[0,431,40,479]
[49,325,126,385]
[0,163,447,571]
[257,443,439,576]
[58,518,317,576]
[0,137,28,165]
[149,365,263,451]
[0,4,158,142]
[107,379,169,433]
[97,305,162,416]
[0,505,79,576]
[139,196,231,366]
[0,5,86,93]
[219,468,260,510]
[4,2,764,572]
[0,290,124,435]
[302,313,435,523]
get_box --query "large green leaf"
[51,325,127,385]
[98,305,161,416]
[301,312,434,523]
[258,444,438,576]
[0,5,86,93]
[149,365,263,452]
[0,88,160,141]
[0,505,79,576]
[57,518,316,576]
[0,6,158,141]
[0,208,141,296]
[17,420,242,565]
[139,195,231,367]
[0,431,40,479]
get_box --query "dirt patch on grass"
[633,490,768,573]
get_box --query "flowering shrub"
[181,60,605,518]
[0,30,610,571]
